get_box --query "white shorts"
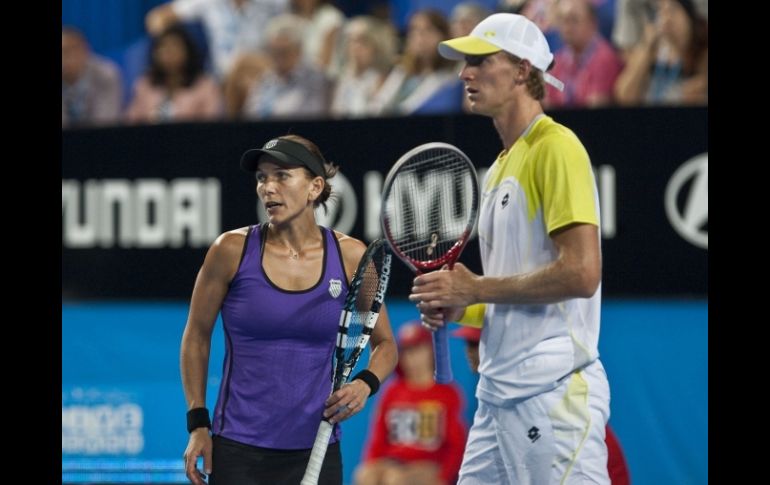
[458,360,611,485]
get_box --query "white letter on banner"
[99,179,133,248]
[135,179,167,248]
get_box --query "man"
[545,0,623,108]
[62,27,123,127]
[409,12,610,484]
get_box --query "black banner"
[62,107,707,299]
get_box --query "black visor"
[240,138,326,178]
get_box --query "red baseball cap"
[397,321,433,349]
[452,326,481,343]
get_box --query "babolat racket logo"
[374,254,392,303]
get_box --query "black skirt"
[208,434,343,485]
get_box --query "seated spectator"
[612,0,706,60]
[614,0,707,106]
[145,0,288,79]
[450,2,492,39]
[330,16,398,118]
[291,0,346,74]
[545,0,623,108]
[605,425,631,485]
[498,0,563,52]
[242,14,330,119]
[223,52,271,118]
[125,24,223,124]
[354,322,467,485]
[372,9,463,116]
[62,26,123,128]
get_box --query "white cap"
[438,13,564,91]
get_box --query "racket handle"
[301,420,334,485]
[433,326,453,383]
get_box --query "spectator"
[125,24,223,123]
[612,0,706,59]
[372,9,463,115]
[291,0,346,74]
[614,0,707,106]
[330,16,398,118]
[145,0,288,79]
[450,2,492,39]
[223,53,271,118]
[62,26,123,128]
[545,0,623,108]
[498,0,563,52]
[242,14,330,119]
[354,322,467,485]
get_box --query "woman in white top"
[330,16,398,118]
[372,9,462,116]
[291,0,346,73]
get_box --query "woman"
[291,0,346,74]
[371,9,463,116]
[181,134,398,485]
[614,0,708,106]
[330,15,398,118]
[125,23,222,123]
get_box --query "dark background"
[62,107,707,299]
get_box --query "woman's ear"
[309,176,324,202]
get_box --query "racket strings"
[338,249,385,362]
[383,149,478,264]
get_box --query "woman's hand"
[323,379,372,424]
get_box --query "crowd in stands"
[62,0,708,128]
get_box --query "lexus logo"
[665,153,707,249]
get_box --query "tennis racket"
[300,238,392,485]
[380,142,479,384]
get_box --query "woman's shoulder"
[332,230,366,249]
[332,230,367,267]
[210,226,251,256]
[220,226,251,241]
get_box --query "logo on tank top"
[328,279,342,298]
[501,192,510,208]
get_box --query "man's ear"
[518,59,533,82]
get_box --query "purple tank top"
[213,224,348,449]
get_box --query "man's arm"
[410,222,601,311]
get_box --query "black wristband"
[186,407,211,433]
[352,369,380,396]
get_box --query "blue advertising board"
[63,299,707,484]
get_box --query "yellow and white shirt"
[476,115,602,405]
